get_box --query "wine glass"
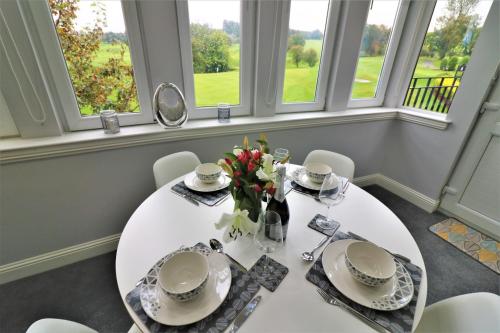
[316,174,344,230]
[273,148,290,168]
[253,210,283,275]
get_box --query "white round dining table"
[116,166,427,332]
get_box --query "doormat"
[429,218,500,274]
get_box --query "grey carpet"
[1,185,498,332]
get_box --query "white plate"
[292,168,346,192]
[184,172,230,193]
[140,249,232,326]
[322,239,414,311]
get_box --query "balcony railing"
[403,76,462,114]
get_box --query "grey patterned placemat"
[249,255,289,292]
[125,243,260,333]
[306,232,422,333]
[290,181,319,198]
[307,214,340,236]
[171,181,229,206]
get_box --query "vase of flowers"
[215,134,286,242]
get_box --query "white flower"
[215,209,259,242]
[256,153,275,181]
[233,148,243,156]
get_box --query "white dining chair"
[303,150,355,181]
[26,319,97,333]
[153,151,201,189]
[415,292,500,333]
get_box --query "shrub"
[303,48,318,67]
[440,58,448,70]
[448,56,458,71]
[459,55,470,67]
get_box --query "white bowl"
[195,163,222,184]
[158,251,209,302]
[305,162,332,184]
[344,241,396,287]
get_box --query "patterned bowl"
[196,163,222,184]
[305,162,332,184]
[345,241,396,287]
[158,251,209,302]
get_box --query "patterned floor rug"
[429,218,500,274]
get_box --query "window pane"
[403,1,493,113]
[282,0,329,103]
[351,0,399,99]
[188,0,240,107]
[49,0,139,116]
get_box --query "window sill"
[0,107,450,163]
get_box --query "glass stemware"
[253,210,283,275]
[273,148,290,167]
[316,173,344,230]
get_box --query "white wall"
[0,121,390,265]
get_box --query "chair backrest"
[153,151,201,189]
[415,292,500,333]
[303,150,355,181]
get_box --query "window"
[351,0,400,100]
[403,0,493,113]
[274,0,338,113]
[177,0,252,117]
[282,0,329,104]
[49,0,139,116]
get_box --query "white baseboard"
[353,173,440,213]
[0,174,438,284]
[0,233,121,285]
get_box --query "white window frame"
[176,0,254,119]
[348,0,409,108]
[24,0,153,131]
[274,0,340,113]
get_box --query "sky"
[73,0,494,34]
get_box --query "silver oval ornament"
[153,83,188,128]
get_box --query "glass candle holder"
[217,103,230,123]
[100,110,120,134]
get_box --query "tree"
[223,20,240,42]
[48,0,138,114]
[289,45,304,68]
[303,48,318,67]
[190,24,231,73]
[359,25,390,56]
[288,33,306,49]
[433,0,481,58]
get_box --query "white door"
[441,70,500,240]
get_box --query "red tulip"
[252,150,262,161]
[248,160,256,172]
[234,170,242,178]
[224,158,233,165]
[254,184,262,192]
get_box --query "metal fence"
[403,76,461,113]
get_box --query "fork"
[316,288,388,333]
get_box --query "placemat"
[307,214,341,236]
[306,232,423,333]
[171,181,229,206]
[125,243,260,333]
[249,255,289,292]
[290,181,319,198]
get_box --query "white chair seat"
[303,150,355,181]
[153,151,201,189]
[26,319,97,333]
[415,292,500,333]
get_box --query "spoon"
[209,238,247,272]
[301,236,330,262]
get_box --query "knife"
[229,296,262,333]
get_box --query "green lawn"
[83,41,458,113]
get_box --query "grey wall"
[381,2,499,199]
[0,121,390,265]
